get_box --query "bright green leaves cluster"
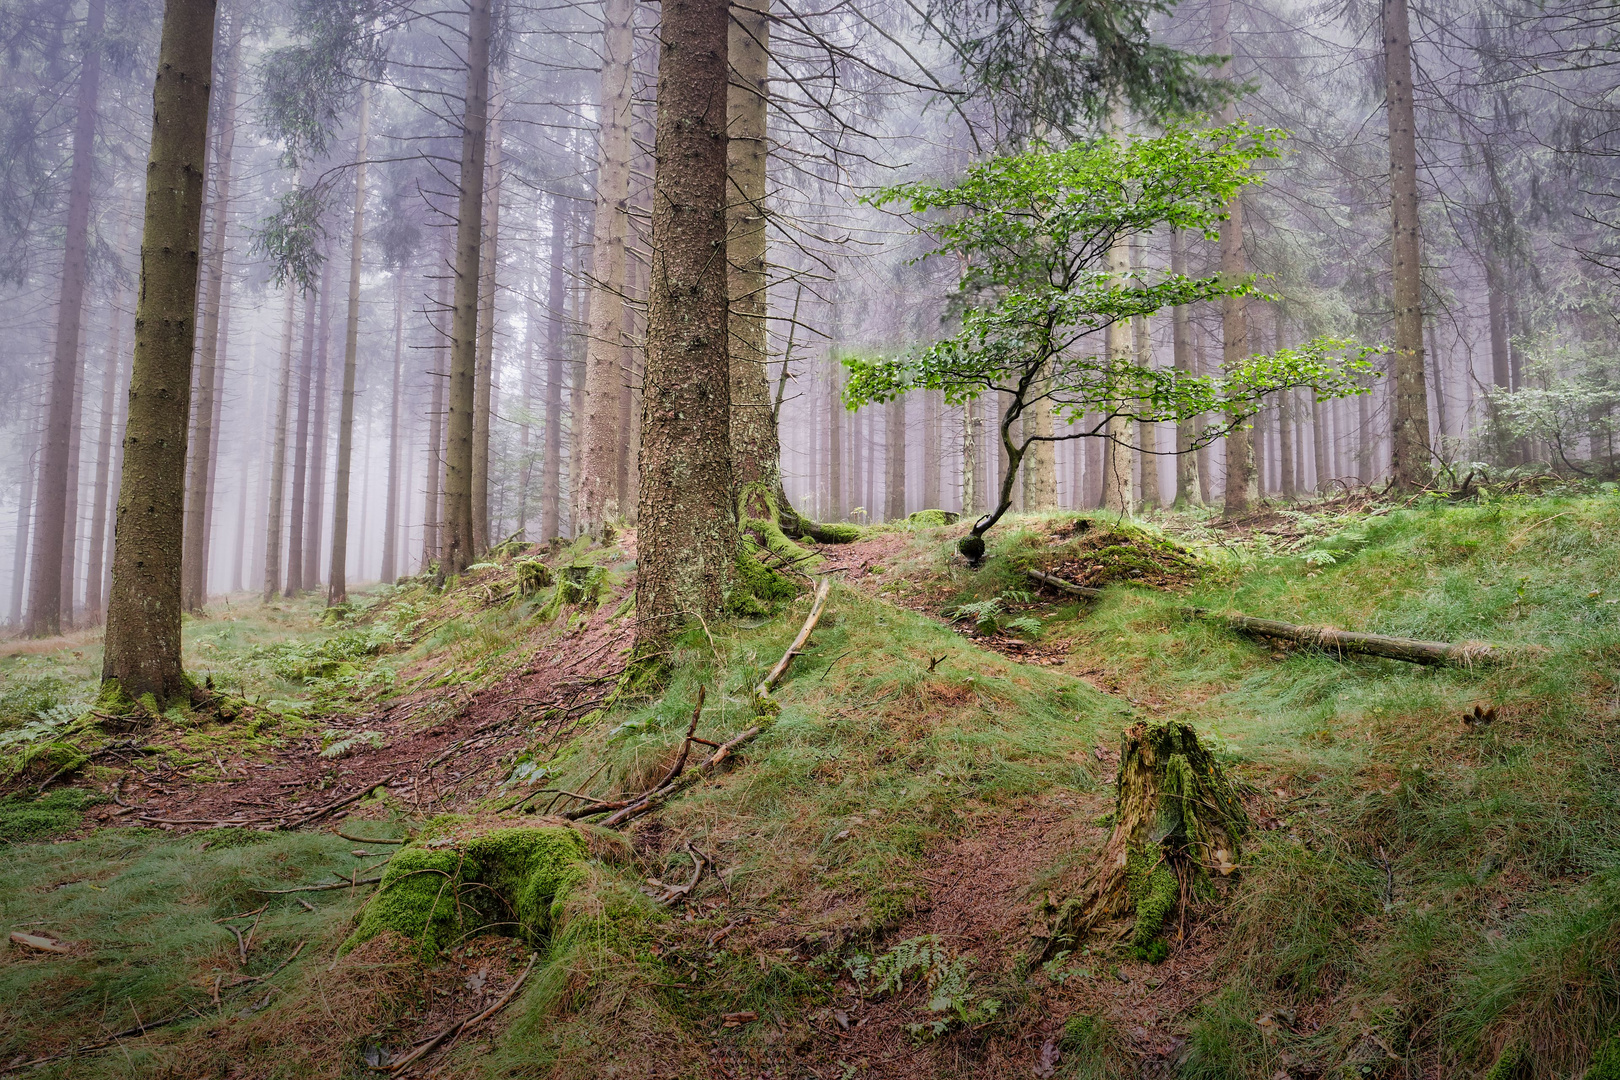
[844,122,1375,438]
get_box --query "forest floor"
[3,485,1620,1079]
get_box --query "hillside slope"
[2,490,1619,1079]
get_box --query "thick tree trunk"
[28,0,105,637]
[423,266,450,567]
[1170,231,1200,505]
[328,82,371,606]
[286,273,317,595]
[1312,387,1328,492]
[634,0,736,651]
[726,0,780,518]
[381,269,405,583]
[181,9,238,612]
[885,396,906,520]
[86,293,127,623]
[443,0,493,574]
[472,82,501,553]
[1211,0,1254,516]
[303,262,333,589]
[263,289,297,601]
[578,0,635,537]
[103,0,217,704]
[541,196,566,541]
[1037,721,1246,962]
[1384,0,1431,492]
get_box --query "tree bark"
[726,0,780,519]
[86,289,127,623]
[635,0,737,651]
[1211,0,1254,516]
[1195,609,1510,666]
[11,423,39,626]
[303,260,334,589]
[472,78,502,553]
[328,81,370,606]
[60,337,86,624]
[1169,230,1200,505]
[1102,244,1132,514]
[829,356,845,519]
[181,6,238,612]
[263,288,297,601]
[1384,0,1431,492]
[1133,307,1158,510]
[423,262,451,568]
[541,196,566,541]
[103,0,217,703]
[923,390,941,508]
[578,0,635,537]
[381,268,405,583]
[885,396,906,520]
[28,0,105,637]
[443,0,493,574]
[285,268,318,595]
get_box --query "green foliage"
[256,0,388,167]
[253,184,327,290]
[846,934,1000,1038]
[0,788,105,842]
[344,827,588,959]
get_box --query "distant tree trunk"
[423,267,450,567]
[1384,0,1431,492]
[263,289,297,601]
[11,425,39,626]
[303,262,334,589]
[1102,249,1132,513]
[634,0,735,650]
[28,0,105,637]
[472,79,502,553]
[1212,0,1254,516]
[1169,231,1200,505]
[829,358,845,519]
[60,341,86,624]
[286,273,318,595]
[86,294,126,623]
[328,82,371,606]
[182,7,239,612]
[103,0,217,703]
[884,396,905,520]
[381,269,405,583]
[578,0,634,537]
[923,390,941,508]
[1133,301,1159,510]
[517,296,535,537]
[443,0,493,574]
[1312,386,1328,492]
[541,196,566,541]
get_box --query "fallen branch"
[600,726,761,829]
[138,815,266,827]
[286,774,398,829]
[332,830,409,845]
[377,952,537,1073]
[655,842,709,905]
[251,876,383,894]
[1026,568,1106,600]
[1187,610,1511,667]
[754,577,832,702]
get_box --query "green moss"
[1483,1043,1529,1080]
[515,559,554,596]
[94,678,137,716]
[1061,1013,1111,1052]
[1127,846,1177,957]
[556,565,607,606]
[1589,1032,1620,1080]
[906,509,955,527]
[0,788,105,842]
[343,826,588,959]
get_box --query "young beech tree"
[846,124,1375,560]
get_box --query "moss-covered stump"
[344,826,588,959]
[516,558,554,596]
[1036,721,1247,962]
[556,564,607,606]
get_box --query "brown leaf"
[721,1011,758,1028]
[1034,1038,1060,1078]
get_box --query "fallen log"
[1027,567,1508,668]
[1188,610,1508,667]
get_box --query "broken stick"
[754,577,832,703]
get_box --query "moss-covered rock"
[344,826,588,959]
[906,509,958,527]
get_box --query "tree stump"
[1035,720,1248,962]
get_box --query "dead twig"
[284,774,398,829]
[753,577,831,703]
[655,842,709,905]
[250,876,384,894]
[376,952,537,1073]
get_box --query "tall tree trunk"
[1169,231,1200,505]
[1102,264,1132,513]
[328,82,370,606]
[541,196,566,541]
[86,290,127,623]
[10,424,39,626]
[443,0,492,573]
[303,262,333,588]
[286,272,317,595]
[28,0,105,637]
[829,356,845,519]
[567,216,588,538]
[726,0,780,519]
[517,304,535,536]
[1384,0,1430,491]
[182,6,238,612]
[263,289,297,600]
[885,396,906,520]
[472,78,502,553]
[634,0,735,651]
[60,339,86,624]
[1312,384,1328,492]
[381,269,406,583]
[103,0,216,703]
[578,0,635,536]
[1133,300,1158,510]
[1212,0,1254,516]
[424,268,450,566]
[923,390,941,508]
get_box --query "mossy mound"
[344,826,588,959]
[1041,519,1202,589]
[906,509,959,528]
[733,517,814,613]
[515,558,554,596]
[0,788,105,842]
[1589,1033,1620,1080]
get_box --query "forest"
[1,0,1619,1075]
